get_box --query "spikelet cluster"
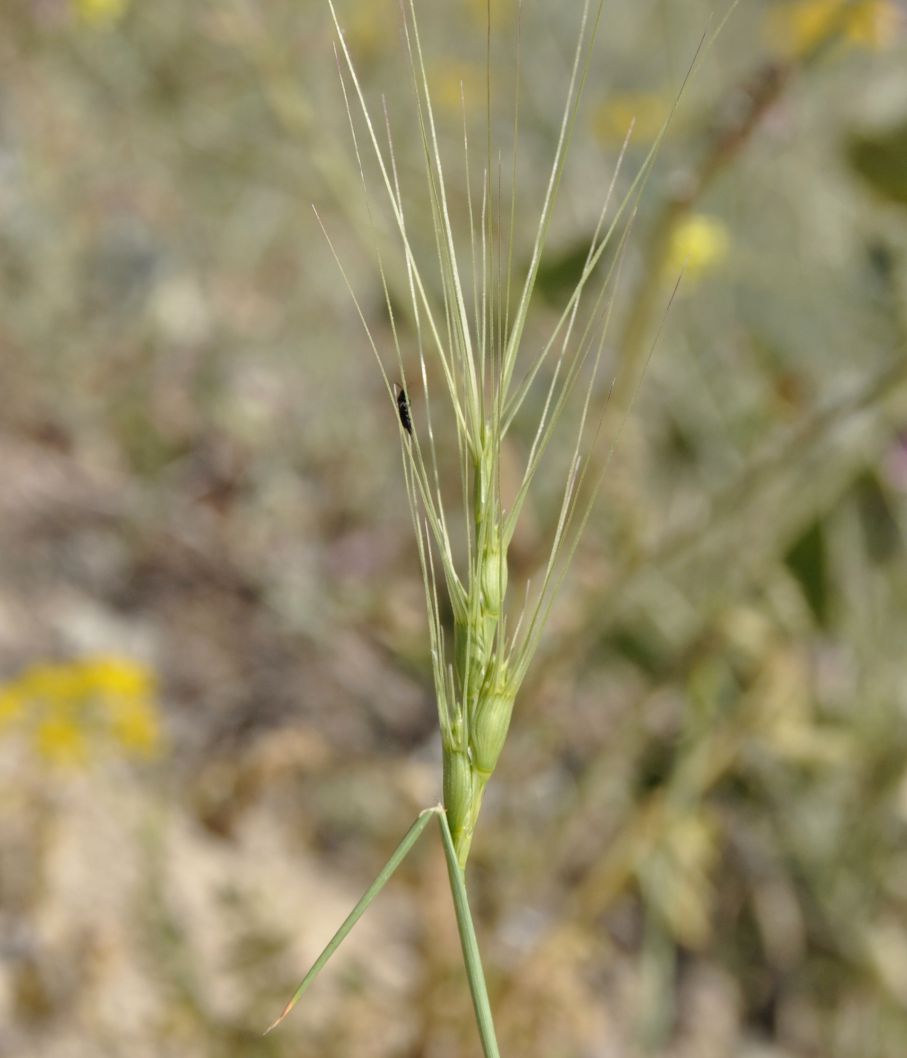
[323,0,689,867]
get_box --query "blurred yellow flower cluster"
[0,656,161,768]
[463,0,517,31]
[429,60,486,117]
[768,0,900,57]
[344,0,397,60]
[73,0,129,27]
[665,214,730,283]
[593,92,670,145]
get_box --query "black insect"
[394,383,413,436]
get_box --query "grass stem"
[437,809,502,1058]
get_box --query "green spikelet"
[480,534,508,618]
[470,660,517,780]
[455,613,494,708]
[443,747,480,867]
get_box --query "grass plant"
[268,0,720,1051]
[1,2,905,1056]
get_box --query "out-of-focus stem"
[611,0,867,416]
[611,59,791,419]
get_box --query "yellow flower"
[0,688,23,731]
[665,214,729,283]
[592,92,670,145]
[429,61,486,118]
[35,714,90,767]
[0,655,162,767]
[74,0,128,25]
[768,0,900,58]
[15,663,83,703]
[345,0,397,61]
[106,695,161,755]
[463,0,517,31]
[79,656,154,699]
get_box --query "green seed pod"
[443,748,475,848]
[470,678,516,779]
[480,536,508,616]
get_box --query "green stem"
[437,810,502,1058]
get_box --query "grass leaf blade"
[264,808,437,1034]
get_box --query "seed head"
[326,0,685,866]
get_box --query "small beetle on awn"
[394,383,413,437]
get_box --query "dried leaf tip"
[263,997,294,1036]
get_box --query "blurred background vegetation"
[2,1,907,1055]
